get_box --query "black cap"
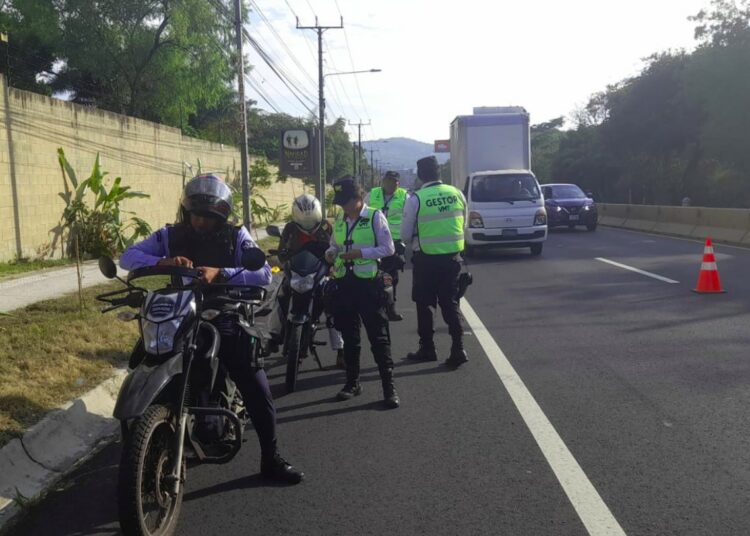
[332,176,357,206]
[384,170,400,181]
[417,156,439,182]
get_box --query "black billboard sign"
[280,128,318,177]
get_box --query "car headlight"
[141,317,182,355]
[469,211,484,228]
[290,272,316,293]
[534,209,547,226]
[584,205,591,211]
[555,206,563,213]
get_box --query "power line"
[245,74,282,113]
[244,33,317,115]
[323,41,359,122]
[303,0,316,18]
[275,0,346,120]
[207,0,316,116]
[332,0,377,141]
[250,0,318,92]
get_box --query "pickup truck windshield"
[471,174,540,203]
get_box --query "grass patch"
[0,282,139,447]
[0,259,72,280]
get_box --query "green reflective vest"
[415,183,465,255]
[333,208,380,279]
[369,187,407,240]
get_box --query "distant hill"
[361,137,450,171]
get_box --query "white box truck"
[450,107,547,256]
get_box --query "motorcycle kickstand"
[311,346,325,371]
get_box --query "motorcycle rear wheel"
[285,324,304,393]
[118,404,184,536]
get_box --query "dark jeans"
[218,333,277,459]
[333,275,393,381]
[411,251,464,347]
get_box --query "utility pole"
[368,148,379,189]
[297,17,344,216]
[352,142,357,177]
[234,0,251,227]
[348,120,370,185]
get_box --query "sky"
[246,0,711,144]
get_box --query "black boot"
[380,369,400,409]
[336,380,362,400]
[445,343,469,370]
[337,348,361,400]
[406,342,437,362]
[261,452,304,484]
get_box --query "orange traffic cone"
[693,238,726,294]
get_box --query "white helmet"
[292,194,323,232]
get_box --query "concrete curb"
[0,369,127,531]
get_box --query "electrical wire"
[332,0,378,141]
[250,0,317,92]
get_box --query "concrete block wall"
[598,203,750,246]
[0,75,309,262]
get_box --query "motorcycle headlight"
[141,317,183,356]
[290,272,316,294]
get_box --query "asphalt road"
[9,227,750,535]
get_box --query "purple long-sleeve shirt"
[119,225,272,287]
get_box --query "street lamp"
[318,68,381,214]
[326,69,382,78]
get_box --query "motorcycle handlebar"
[127,265,200,282]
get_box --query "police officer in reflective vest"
[325,176,400,408]
[401,156,469,369]
[365,170,408,321]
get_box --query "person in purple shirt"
[325,176,400,408]
[119,174,303,484]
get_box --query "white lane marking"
[595,257,679,284]
[461,299,628,536]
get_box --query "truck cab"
[449,106,547,256]
[462,169,547,256]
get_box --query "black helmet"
[181,174,232,222]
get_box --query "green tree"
[49,0,243,127]
[0,0,60,93]
[325,117,354,182]
[531,117,565,183]
[691,0,750,46]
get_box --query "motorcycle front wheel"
[285,324,305,393]
[118,404,184,536]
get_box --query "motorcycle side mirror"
[98,257,118,279]
[241,247,267,271]
[265,225,282,238]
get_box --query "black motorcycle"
[266,224,331,393]
[96,249,266,536]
